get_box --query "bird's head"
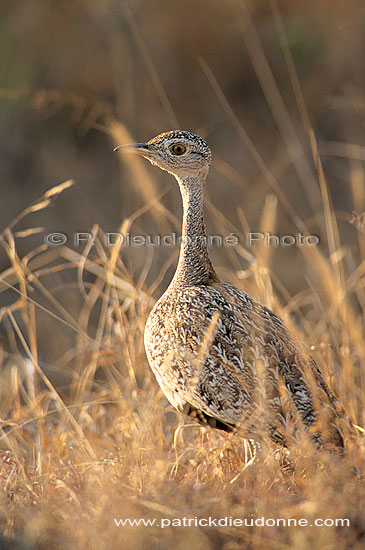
[114,130,212,179]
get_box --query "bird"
[115,130,354,455]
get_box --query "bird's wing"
[170,282,347,447]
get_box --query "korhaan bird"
[115,130,353,454]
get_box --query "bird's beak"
[113,143,152,156]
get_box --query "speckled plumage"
[117,130,354,452]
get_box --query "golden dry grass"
[0,131,364,548]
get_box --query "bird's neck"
[171,173,219,287]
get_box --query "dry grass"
[0,130,364,549]
[1,1,365,548]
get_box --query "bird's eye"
[170,143,186,155]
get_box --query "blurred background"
[0,0,364,373]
